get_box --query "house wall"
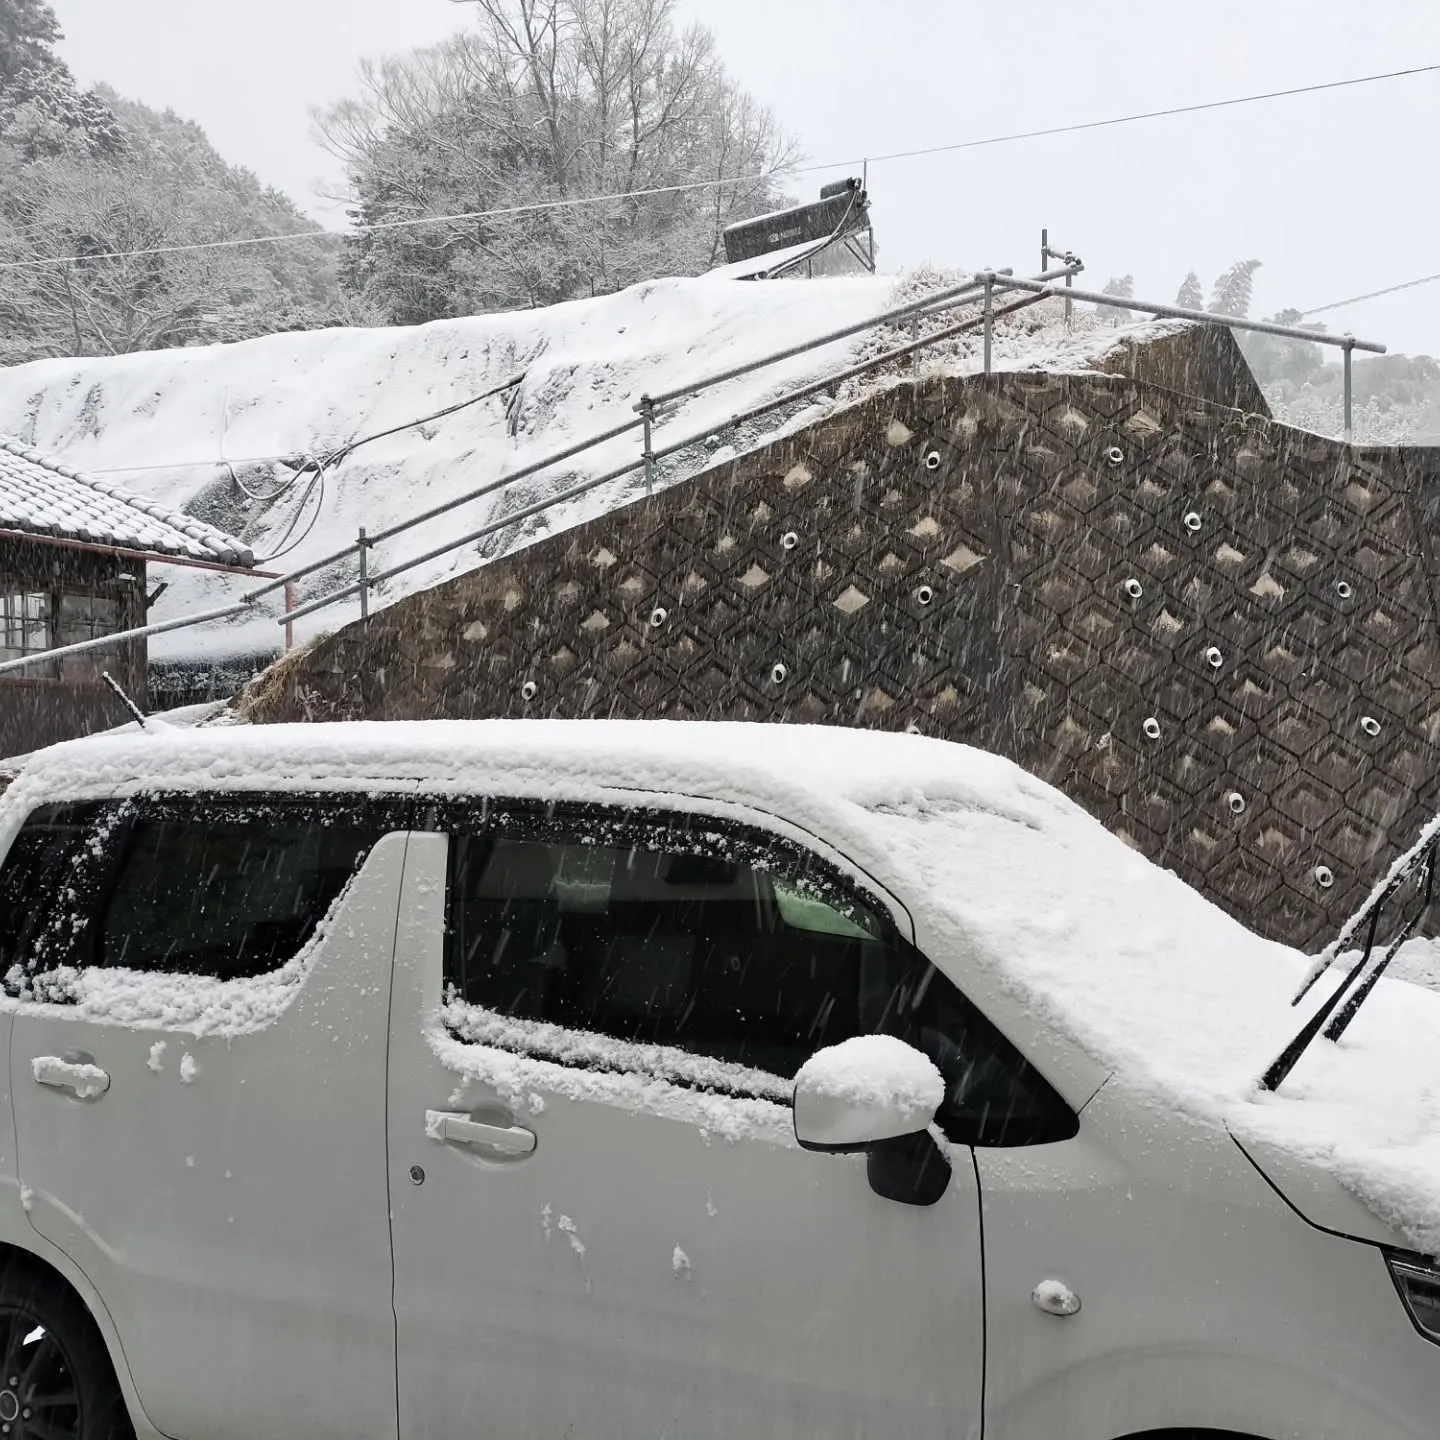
[0,536,147,759]
[239,371,1440,952]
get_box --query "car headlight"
[1386,1253,1440,1344]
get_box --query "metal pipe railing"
[980,273,1386,352]
[0,256,1389,678]
[188,264,1073,641]
[635,265,1076,414]
[978,271,1382,428]
[0,598,256,677]
[277,288,1061,629]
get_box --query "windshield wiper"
[1259,831,1439,1093]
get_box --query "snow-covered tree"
[315,0,797,322]
[0,0,57,87]
[0,90,343,362]
[1239,307,1326,388]
[1094,274,1134,326]
[1175,271,1203,309]
[1209,259,1261,318]
[0,0,120,156]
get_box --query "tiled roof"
[0,435,254,567]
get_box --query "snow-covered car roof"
[3,718,1438,1253]
[0,434,254,566]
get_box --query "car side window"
[441,806,1076,1147]
[3,794,405,997]
[0,801,122,984]
[99,806,389,981]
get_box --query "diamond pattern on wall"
[243,370,1440,952]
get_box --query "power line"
[837,62,1440,169]
[0,172,781,272]
[1302,270,1440,318]
[1,60,1436,274]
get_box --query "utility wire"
[1301,270,1440,318]
[1,61,1436,274]
[89,372,525,477]
[838,62,1440,169]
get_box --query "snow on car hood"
[4,718,1438,1252]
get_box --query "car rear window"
[0,802,120,978]
[99,809,387,981]
[3,794,405,993]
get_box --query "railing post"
[1343,338,1355,443]
[910,313,920,376]
[357,526,370,620]
[983,273,994,376]
[639,394,655,495]
[1064,266,1073,330]
[283,582,295,652]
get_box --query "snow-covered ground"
[0,269,1116,667]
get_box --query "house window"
[55,592,122,679]
[55,592,120,648]
[0,586,126,678]
[0,592,51,660]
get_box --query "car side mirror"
[793,1036,951,1206]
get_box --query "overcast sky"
[47,0,1440,356]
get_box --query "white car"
[0,718,1436,1440]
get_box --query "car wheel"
[0,1263,131,1439]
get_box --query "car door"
[5,791,410,1440]
[387,799,988,1440]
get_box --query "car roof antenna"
[1259,831,1439,1093]
[101,672,147,731]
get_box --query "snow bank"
[4,718,1438,1248]
[0,271,1127,668]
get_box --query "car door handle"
[31,1056,109,1099]
[425,1110,537,1155]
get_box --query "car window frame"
[424,795,1079,1148]
[4,789,415,995]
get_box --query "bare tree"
[315,0,797,322]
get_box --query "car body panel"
[979,1080,1440,1440]
[7,832,408,1440]
[387,831,986,1440]
[1235,1131,1411,1249]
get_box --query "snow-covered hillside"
[0,270,1106,669]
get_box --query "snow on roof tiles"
[0,434,253,567]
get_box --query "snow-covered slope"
[0,271,1111,667]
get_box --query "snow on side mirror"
[793,1035,944,1153]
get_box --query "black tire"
[0,1259,132,1439]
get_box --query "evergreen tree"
[1175,271,1203,309]
[1209,259,1262,318]
[0,0,59,89]
[0,0,120,155]
[1096,274,1134,325]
